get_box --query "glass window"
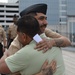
[61,18,67,22]
[61,6,66,10]
[61,1,66,4]
[73,17,75,20]
[61,12,66,16]
[73,22,75,33]
[69,22,72,32]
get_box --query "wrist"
[50,39,56,46]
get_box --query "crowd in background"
[0,14,18,57]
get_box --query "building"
[8,0,18,3]
[19,0,75,44]
[59,0,75,45]
[0,3,19,30]
[66,0,75,45]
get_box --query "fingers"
[49,60,56,73]
[42,47,49,53]
[42,60,48,70]
[35,41,47,49]
[34,39,52,53]
[40,60,56,75]
[35,46,49,53]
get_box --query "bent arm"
[52,36,71,47]
[45,28,71,47]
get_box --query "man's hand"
[36,60,56,75]
[35,38,55,53]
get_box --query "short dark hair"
[13,14,17,18]
[17,15,41,38]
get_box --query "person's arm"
[35,28,71,52]
[45,28,71,47]
[0,54,12,74]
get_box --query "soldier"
[0,25,7,75]
[7,14,18,48]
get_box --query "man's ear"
[24,34,32,44]
[22,33,27,42]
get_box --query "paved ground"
[62,47,75,75]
